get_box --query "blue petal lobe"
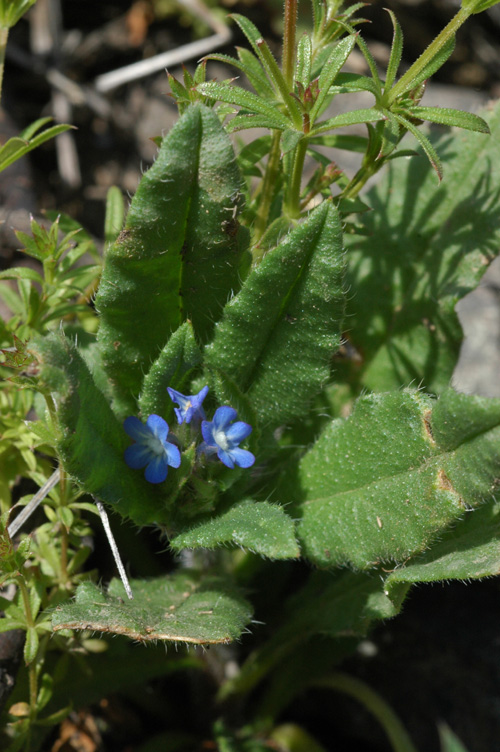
[213,406,237,431]
[145,456,168,483]
[123,416,150,442]
[165,442,181,468]
[226,421,252,445]
[217,448,235,468]
[146,414,169,441]
[201,420,216,446]
[229,447,255,468]
[124,443,151,469]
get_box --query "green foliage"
[294,388,500,569]
[0,0,37,28]
[0,119,74,173]
[205,201,344,429]
[170,500,300,559]
[95,103,250,416]
[340,102,500,393]
[3,2,500,750]
[52,573,252,645]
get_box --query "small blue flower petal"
[228,447,255,468]
[217,448,235,468]
[145,456,168,484]
[212,406,237,431]
[167,385,209,424]
[199,406,254,469]
[226,421,252,444]
[201,420,216,445]
[165,443,182,469]
[124,443,150,469]
[124,414,181,483]
[146,413,169,442]
[123,416,150,442]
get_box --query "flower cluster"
[123,386,255,483]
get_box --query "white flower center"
[213,429,229,451]
[144,433,166,457]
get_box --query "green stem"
[252,130,282,249]
[0,26,8,106]
[341,160,378,201]
[314,673,419,752]
[282,0,298,89]
[388,7,470,103]
[285,138,308,219]
[17,577,38,720]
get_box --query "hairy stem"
[0,26,8,106]
[285,138,308,218]
[282,0,298,89]
[252,130,282,250]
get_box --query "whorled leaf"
[292,388,500,569]
[52,572,252,645]
[95,104,249,416]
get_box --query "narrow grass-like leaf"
[438,726,470,752]
[52,573,252,645]
[296,34,312,88]
[294,388,500,570]
[206,52,275,99]
[389,36,455,103]
[383,9,403,92]
[0,125,74,173]
[237,47,277,99]
[332,72,381,97]
[96,104,248,416]
[0,267,44,285]
[310,35,357,122]
[406,106,490,133]
[205,201,344,428]
[311,108,386,135]
[170,500,300,559]
[393,113,443,179]
[226,113,289,133]
[197,82,289,127]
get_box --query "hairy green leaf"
[384,10,403,92]
[310,35,357,122]
[406,106,490,133]
[139,321,202,420]
[294,388,500,569]
[32,332,168,525]
[170,500,300,559]
[311,108,386,135]
[52,573,252,645]
[95,104,249,415]
[205,201,345,429]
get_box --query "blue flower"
[124,414,181,483]
[200,406,255,469]
[167,385,209,425]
